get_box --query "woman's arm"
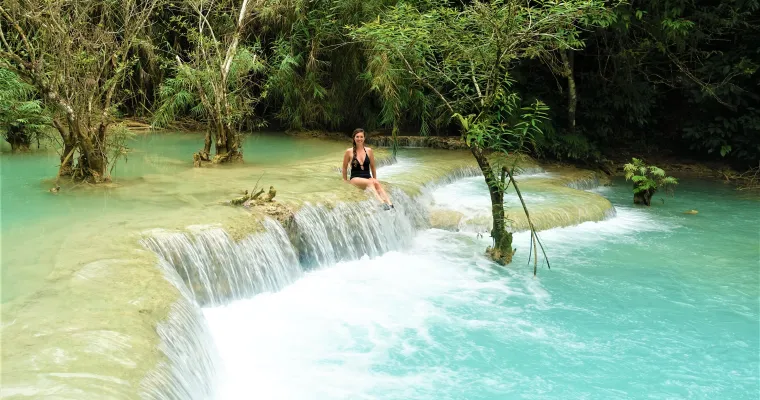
[342,149,350,181]
[369,148,378,180]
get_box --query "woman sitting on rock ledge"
[342,128,394,210]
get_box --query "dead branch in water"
[736,164,760,191]
[720,163,760,191]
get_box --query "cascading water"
[140,259,220,400]
[292,189,426,268]
[140,161,595,311]
[200,176,758,400]
[137,156,757,400]
[142,218,301,307]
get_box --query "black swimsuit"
[350,147,372,179]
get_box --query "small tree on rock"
[624,158,678,206]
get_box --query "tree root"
[724,163,760,191]
[212,151,243,164]
[193,151,210,167]
[486,230,515,265]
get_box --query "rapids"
[200,168,759,400]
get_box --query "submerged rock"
[429,210,465,231]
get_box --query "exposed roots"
[486,230,515,265]
[212,151,243,164]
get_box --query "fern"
[0,68,51,149]
[624,158,679,196]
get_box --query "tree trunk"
[225,122,242,162]
[212,121,229,163]
[202,129,212,160]
[215,120,228,155]
[75,126,108,182]
[560,50,577,134]
[53,120,76,176]
[391,119,399,158]
[59,141,76,177]
[470,146,514,265]
[210,119,242,163]
[634,187,655,206]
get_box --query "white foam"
[203,178,676,400]
[512,207,672,251]
[426,176,553,220]
[376,157,418,178]
[203,229,549,399]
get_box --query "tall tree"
[154,0,266,164]
[350,0,613,268]
[0,0,160,181]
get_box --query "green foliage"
[6,0,747,171]
[259,0,397,131]
[152,0,267,137]
[624,158,679,195]
[457,88,550,156]
[554,0,760,165]
[0,68,51,150]
[349,0,609,145]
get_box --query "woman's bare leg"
[371,179,393,205]
[349,177,386,204]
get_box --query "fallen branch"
[227,184,276,206]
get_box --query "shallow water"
[0,132,347,303]
[204,176,759,399]
[0,132,344,230]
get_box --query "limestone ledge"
[427,164,615,233]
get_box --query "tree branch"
[0,5,35,62]
[394,48,455,114]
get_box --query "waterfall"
[141,218,301,307]
[140,162,605,308]
[134,160,618,398]
[564,174,603,190]
[140,259,220,400]
[140,188,432,307]
[292,189,426,268]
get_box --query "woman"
[342,128,394,209]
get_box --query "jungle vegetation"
[2,0,757,169]
[3,0,757,266]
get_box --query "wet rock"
[429,210,465,231]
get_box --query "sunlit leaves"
[624,157,679,194]
[350,0,606,154]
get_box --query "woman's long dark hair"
[351,128,365,169]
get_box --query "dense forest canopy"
[1,0,758,171]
